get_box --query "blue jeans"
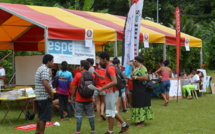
[160,80,170,93]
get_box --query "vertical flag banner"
[122,0,144,67]
[175,7,181,101]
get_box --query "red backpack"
[78,71,95,98]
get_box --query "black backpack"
[106,64,126,90]
[78,71,95,98]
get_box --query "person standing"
[71,60,97,134]
[131,56,154,127]
[35,54,54,134]
[0,61,5,88]
[93,62,106,121]
[86,58,95,73]
[155,60,172,106]
[97,52,130,134]
[56,61,73,121]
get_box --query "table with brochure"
[0,88,36,125]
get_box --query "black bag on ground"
[25,110,35,120]
[145,81,156,92]
[106,64,126,90]
[78,71,95,98]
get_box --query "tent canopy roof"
[0,3,202,51]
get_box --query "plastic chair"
[191,89,198,99]
[190,84,199,99]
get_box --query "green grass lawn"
[1,94,215,134]
[1,69,215,134]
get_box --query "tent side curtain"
[0,3,202,52]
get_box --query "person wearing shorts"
[71,60,97,134]
[35,54,54,134]
[97,52,130,134]
[94,62,106,121]
[155,60,172,106]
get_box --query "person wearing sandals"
[155,60,172,106]
[130,56,154,127]
[93,62,106,121]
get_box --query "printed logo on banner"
[144,33,149,41]
[48,40,73,55]
[47,39,96,65]
[85,29,93,47]
[86,29,93,37]
[185,38,190,51]
[143,33,149,48]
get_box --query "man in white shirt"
[182,71,202,99]
[0,61,6,88]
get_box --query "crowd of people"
[34,53,204,134]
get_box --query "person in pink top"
[155,60,173,106]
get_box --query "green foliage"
[83,0,94,11]
[1,0,215,73]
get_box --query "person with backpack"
[71,60,97,134]
[56,61,73,121]
[96,52,130,134]
[112,57,128,126]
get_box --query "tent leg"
[44,27,49,54]
[163,44,166,60]
[200,47,203,68]
[12,43,15,85]
[114,33,118,57]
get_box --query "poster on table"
[169,79,182,97]
[48,39,96,65]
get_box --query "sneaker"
[105,131,114,134]
[91,131,98,134]
[118,124,130,134]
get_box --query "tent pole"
[44,27,49,54]
[200,47,203,68]
[163,44,166,60]
[12,42,15,85]
[114,32,118,57]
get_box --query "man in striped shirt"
[35,54,54,134]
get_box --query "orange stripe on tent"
[0,3,85,40]
[0,9,12,25]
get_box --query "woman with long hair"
[56,61,73,121]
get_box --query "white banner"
[123,3,136,67]
[123,0,144,67]
[169,80,182,97]
[143,33,149,48]
[134,0,144,55]
[85,29,93,47]
[185,38,190,51]
[48,39,95,65]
